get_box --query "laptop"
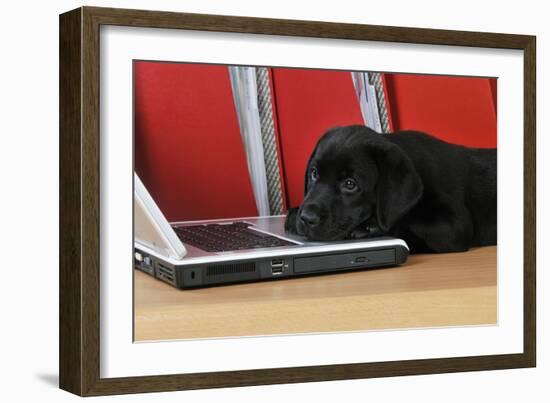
[134,174,409,289]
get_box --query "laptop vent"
[156,264,176,285]
[206,262,256,277]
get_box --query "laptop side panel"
[134,242,409,289]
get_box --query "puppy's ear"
[373,141,423,232]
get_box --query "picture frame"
[59,6,536,396]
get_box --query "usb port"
[271,266,284,275]
[271,259,284,275]
[271,259,284,267]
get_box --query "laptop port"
[134,251,143,262]
[271,259,284,267]
[271,259,284,275]
[271,266,284,275]
[134,251,154,275]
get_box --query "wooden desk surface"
[134,246,496,341]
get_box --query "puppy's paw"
[348,227,370,239]
[365,223,384,238]
[284,207,300,234]
[349,219,384,239]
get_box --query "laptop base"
[135,243,408,289]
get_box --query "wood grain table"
[134,246,496,341]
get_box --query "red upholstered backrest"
[384,73,497,148]
[134,61,258,222]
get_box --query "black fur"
[284,125,497,253]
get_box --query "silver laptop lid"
[134,174,187,260]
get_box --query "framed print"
[59,6,536,396]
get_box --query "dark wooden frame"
[59,6,536,396]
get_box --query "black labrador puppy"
[285,125,496,253]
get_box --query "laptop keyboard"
[173,221,296,252]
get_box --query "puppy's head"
[294,125,423,241]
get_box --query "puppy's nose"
[300,206,320,227]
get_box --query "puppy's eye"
[310,168,318,181]
[342,178,358,192]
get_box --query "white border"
[100,25,524,378]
